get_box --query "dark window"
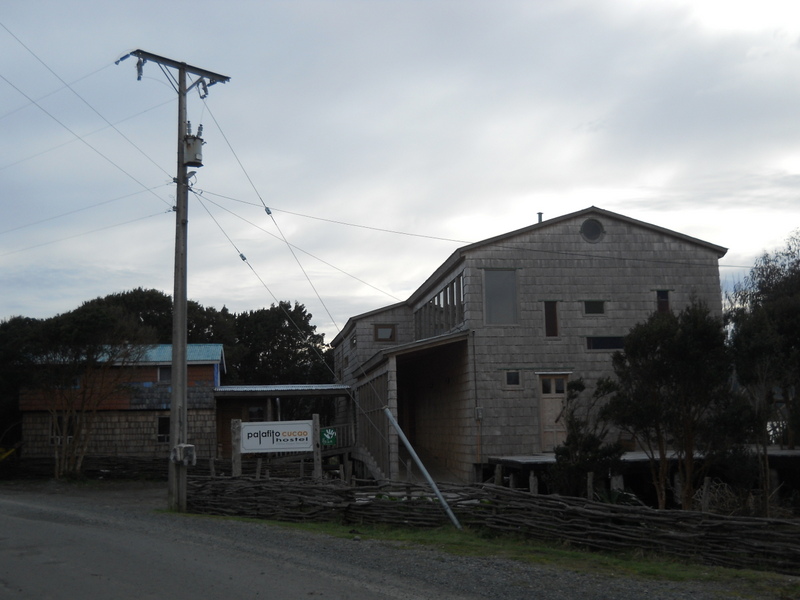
[584,300,605,315]
[541,376,567,395]
[248,406,265,421]
[485,270,518,324]
[657,290,670,313]
[157,416,170,443]
[158,366,172,383]
[544,301,559,337]
[350,335,357,348]
[506,371,521,386]
[374,324,396,342]
[50,415,75,446]
[586,336,625,350]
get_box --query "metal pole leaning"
[382,407,462,530]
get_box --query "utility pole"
[118,50,229,511]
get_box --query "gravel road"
[0,480,794,599]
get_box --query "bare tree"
[33,304,154,478]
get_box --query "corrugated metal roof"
[142,344,225,364]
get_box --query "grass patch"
[258,519,800,600]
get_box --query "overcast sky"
[2,1,799,342]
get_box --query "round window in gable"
[580,218,605,243]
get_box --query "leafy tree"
[549,379,624,498]
[31,303,156,478]
[63,290,334,386]
[0,316,42,450]
[599,311,676,509]
[602,301,740,509]
[83,288,174,341]
[728,230,800,450]
[229,301,332,385]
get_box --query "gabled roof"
[331,301,408,347]
[407,206,727,305]
[332,206,728,347]
[141,344,225,368]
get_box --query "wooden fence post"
[231,419,242,477]
[494,464,503,486]
[312,414,323,479]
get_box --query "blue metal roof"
[141,344,225,364]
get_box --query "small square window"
[374,324,396,342]
[505,371,521,386]
[584,301,605,315]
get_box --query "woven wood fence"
[187,476,800,576]
[8,457,800,575]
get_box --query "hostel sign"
[240,420,313,453]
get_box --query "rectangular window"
[656,290,670,313]
[374,324,396,342]
[157,416,170,443]
[584,300,605,315]
[485,269,518,324]
[158,366,172,383]
[505,371,521,386]
[50,415,75,446]
[586,336,625,350]
[544,301,559,337]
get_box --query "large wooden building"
[332,207,727,483]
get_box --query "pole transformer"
[118,49,230,511]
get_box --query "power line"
[0,22,174,207]
[0,185,171,237]
[0,70,173,209]
[0,98,174,173]
[201,99,342,335]
[0,211,168,257]
[191,189,393,466]
[194,191,403,302]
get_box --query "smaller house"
[20,344,225,460]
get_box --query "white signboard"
[240,420,313,454]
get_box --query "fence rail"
[8,456,800,576]
[187,477,800,576]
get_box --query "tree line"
[0,289,334,470]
